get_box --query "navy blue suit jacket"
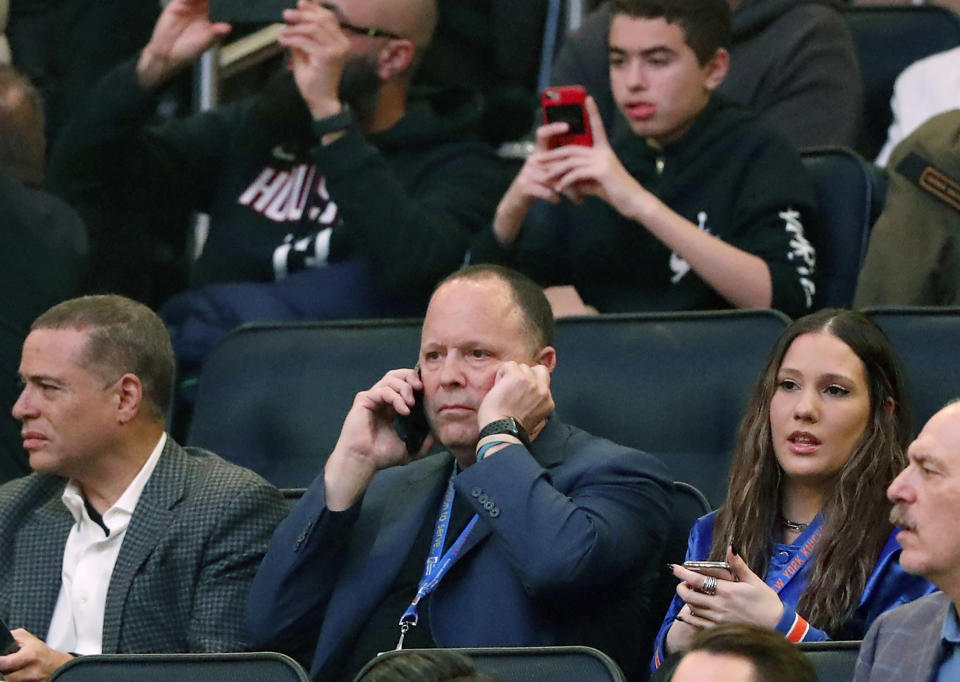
[246,418,672,679]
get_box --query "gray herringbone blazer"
[854,590,952,682]
[0,437,288,653]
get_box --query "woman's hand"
[672,548,786,631]
[664,603,703,655]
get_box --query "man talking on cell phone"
[245,264,673,681]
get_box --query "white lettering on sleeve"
[781,208,816,308]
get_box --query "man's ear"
[115,374,144,424]
[536,346,558,374]
[377,39,416,80]
[703,48,729,92]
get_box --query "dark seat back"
[187,319,422,488]
[550,310,789,505]
[798,640,861,682]
[801,147,882,309]
[841,5,960,160]
[355,646,626,682]
[49,652,311,681]
[864,307,960,428]
[645,481,712,667]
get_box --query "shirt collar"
[942,601,960,645]
[60,433,167,533]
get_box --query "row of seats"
[183,306,960,506]
[47,641,862,681]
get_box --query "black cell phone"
[209,0,293,24]
[393,388,430,454]
[0,617,18,655]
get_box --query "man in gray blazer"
[855,400,960,682]
[0,294,287,681]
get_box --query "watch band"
[477,417,530,447]
[311,104,353,137]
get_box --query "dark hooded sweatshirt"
[49,58,508,298]
[470,98,819,318]
[551,0,862,148]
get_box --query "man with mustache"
[854,400,960,682]
[245,264,673,681]
[49,0,507,364]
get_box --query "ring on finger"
[701,576,719,596]
[689,607,697,618]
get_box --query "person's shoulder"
[0,471,64,505]
[692,98,797,158]
[873,590,951,630]
[165,440,283,503]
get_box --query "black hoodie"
[50,59,508,297]
[472,98,819,318]
[551,0,862,148]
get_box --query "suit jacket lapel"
[101,438,184,653]
[10,490,72,637]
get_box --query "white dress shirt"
[46,433,166,654]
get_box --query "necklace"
[781,518,809,532]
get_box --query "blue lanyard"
[396,469,478,649]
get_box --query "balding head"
[342,0,436,74]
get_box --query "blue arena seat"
[355,646,627,682]
[550,310,789,505]
[801,146,884,309]
[49,652,310,681]
[798,640,861,682]
[863,307,960,429]
[187,319,422,488]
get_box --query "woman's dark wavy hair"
[709,308,912,635]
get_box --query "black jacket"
[472,98,818,317]
[49,59,508,299]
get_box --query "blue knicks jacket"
[652,511,937,670]
[245,418,672,680]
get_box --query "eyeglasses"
[319,2,403,39]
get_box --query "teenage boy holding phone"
[474,0,818,319]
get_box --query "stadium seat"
[841,5,960,160]
[355,646,626,682]
[798,640,861,682]
[550,310,789,505]
[863,307,960,428]
[187,319,422,488]
[49,652,310,681]
[800,146,884,309]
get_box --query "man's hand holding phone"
[325,368,434,510]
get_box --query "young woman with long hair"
[652,309,936,669]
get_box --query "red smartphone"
[540,85,593,148]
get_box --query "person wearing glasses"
[48,0,508,366]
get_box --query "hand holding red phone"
[541,86,594,148]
